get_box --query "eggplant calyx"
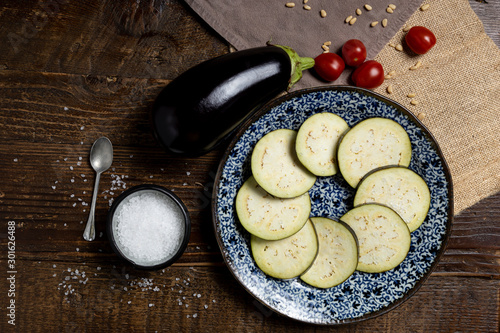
[273,44,314,90]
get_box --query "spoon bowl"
[83,137,113,241]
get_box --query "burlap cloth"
[185,0,500,214]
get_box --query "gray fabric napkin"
[184,0,423,89]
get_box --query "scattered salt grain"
[97,267,101,271]
[113,192,185,266]
[193,313,198,318]
[52,186,56,190]
[69,166,73,170]
[80,126,85,130]
[186,172,191,176]
[13,158,18,162]
[149,304,154,307]
[76,248,79,252]
[64,107,69,111]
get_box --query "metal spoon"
[83,137,113,241]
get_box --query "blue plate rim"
[211,85,454,325]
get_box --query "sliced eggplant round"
[337,117,412,188]
[300,217,358,289]
[251,219,318,279]
[251,129,317,198]
[235,176,311,240]
[295,113,350,177]
[354,167,431,232]
[340,204,411,273]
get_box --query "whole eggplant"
[151,44,314,156]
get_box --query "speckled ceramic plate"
[212,86,453,325]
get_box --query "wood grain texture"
[0,0,499,332]
[469,0,500,46]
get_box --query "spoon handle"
[83,172,101,241]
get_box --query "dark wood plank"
[0,0,499,331]
[11,262,500,332]
[0,0,228,78]
[469,0,500,46]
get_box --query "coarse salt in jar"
[107,184,191,269]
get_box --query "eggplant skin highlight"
[151,45,314,156]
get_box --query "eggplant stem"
[273,44,314,90]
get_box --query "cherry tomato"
[405,26,436,54]
[342,39,367,67]
[314,53,345,81]
[351,60,384,89]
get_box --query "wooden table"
[1,1,498,331]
